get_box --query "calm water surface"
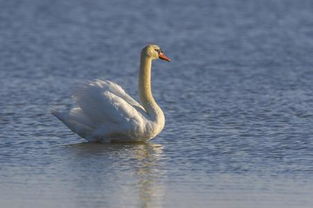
[1,0,313,207]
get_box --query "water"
[1,0,313,207]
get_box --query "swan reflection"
[66,142,165,208]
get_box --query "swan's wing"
[73,80,145,125]
[86,79,145,112]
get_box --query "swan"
[52,44,171,143]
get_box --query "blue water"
[1,0,313,207]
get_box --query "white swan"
[52,44,171,142]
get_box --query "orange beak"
[159,52,171,62]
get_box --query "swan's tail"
[51,108,99,141]
[51,109,65,121]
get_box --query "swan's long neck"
[139,53,164,126]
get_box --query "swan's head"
[142,44,171,62]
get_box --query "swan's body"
[52,44,171,142]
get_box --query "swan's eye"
[154,49,161,54]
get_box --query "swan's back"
[77,80,144,112]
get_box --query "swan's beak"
[159,53,171,62]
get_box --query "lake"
[1,0,313,207]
